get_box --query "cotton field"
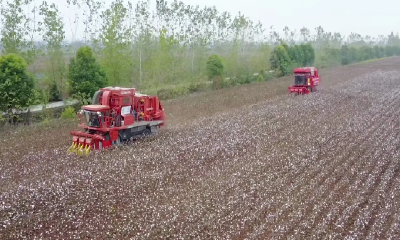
[1,57,400,239]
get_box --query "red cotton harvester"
[67,87,166,155]
[288,67,320,95]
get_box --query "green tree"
[315,47,341,68]
[0,53,35,119]
[49,80,62,101]
[0,0,38,63]
[293,45,305,66]
[300,44,315,66]
[39,1,67,100]
[300,27,311,42]
[151,27,180,89]
[0,0,26,55]
[373,45,382,58]
[270,45,291,76]
[360,45,373,60]
[341,45,350,65]
[207,54,225,89]
[349,46,358,63]
[247,43,271,74]
[98,0,134,87]
[206,54,224,80]
[385,45,395,57]
[68,46,107,102]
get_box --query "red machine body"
[288,67,320,95]
[68,87,166,153]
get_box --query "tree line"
[270,41,400,76]
[1,0,400,119]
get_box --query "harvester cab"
[79,105,109,128]
[67,87,166,156]
[288,67,320,95]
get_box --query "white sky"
[191,0,400,36]
[30,0,400,41]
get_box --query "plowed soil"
[1,57,400,239]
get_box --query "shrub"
[157,89,173,100]
[61,106,76,119]
[188,82,208,93]
[157,86,190,100]
[49,80,62,102]
[263,72,274,81]
[207,54,224,80]
[172,86,189,98]
[212,76,224,90]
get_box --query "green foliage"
[0,0,39,64]
[1,0,28,55]
[0,53,35,117]
[384,45,400,57]
[149,28,180,88]
[39,1,67,99]
[286,44,315,68]
[31,89,45,105]
[0,1,26,55]
[49,80,62,102]
[263,71,275,81]
[212,76,225,90]
[188,82,208,93]
[206,54,224,80]
[236,71,254,84]
[300,44,315,65]
[73,92,92,106]
[270,42,316,77]
[336,44,400,67]
[157,86,190,100]
[98,0,134,87]
[68,46,107,101]
[287,45,302,66]
[270,45,292,76]
[373,46,383,58]
[315,47,341,68]
[341,45,350,65]
[41,118,51,126]
[2,0,400,107]
[61,106,76,119]
[246,43,272,76]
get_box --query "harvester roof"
[99,86,136,97]
[101,86,136,91]
[82,105,110,111]
[294,67,317,73]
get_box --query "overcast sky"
[50,0,400,41]
[184,0,400,36]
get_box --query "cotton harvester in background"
[288,67,320,95]
[67,87,166,155]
